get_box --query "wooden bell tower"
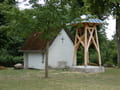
[72,18,103,66]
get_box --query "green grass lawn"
[0,68,120,90]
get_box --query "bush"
[117,63,120,68]
[105,60,114,67]
[0,55,23,67]
[12,56,23,64]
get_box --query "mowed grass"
[0,68,120,90]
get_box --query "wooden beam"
[87,27,95,50]
[84,24,88,66]
[95,28,102,66]
[72,28,79,65]
[76,35,85,48]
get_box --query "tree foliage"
[83,0,120,18]
[6,0,88,39]
[0,0,23,67]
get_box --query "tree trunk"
[116,12,120,65]
[45,41,49,78]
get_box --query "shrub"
[0,55,23,67]
[117,63,120,68]
[12,56,23,64]
[105,60,114,67]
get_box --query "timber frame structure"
[72,23,102,66]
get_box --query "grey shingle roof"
[71,18,104,25]
[82,18,104,24]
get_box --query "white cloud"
[105,16,116,40]
[16,0,45,10]
[81,15,87,19]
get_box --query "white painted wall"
[24,53,28,69]
[27,52,45,69]
[48,29,75,68]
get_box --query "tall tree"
[83,0,120,65]
[0,0,24,67]
[0,0,16,49]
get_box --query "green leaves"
[6,0,86,40]
[83,0,120,18]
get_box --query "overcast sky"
[16,0,116,40]
[105,16,116,40]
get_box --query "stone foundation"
[70,66,104,73]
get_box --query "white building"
[20,29,76,69]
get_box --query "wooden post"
[95,29,101,66]
[84,24,88,66]
[87,51,89,64]
[72,28,78,65]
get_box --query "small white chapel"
[20,29,75,69]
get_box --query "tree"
[0,0,16,49]
[83,0,120,65]
[6,0,87,77]
[0,0,24,67]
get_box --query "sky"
[105,16,116,40]
[16,0,116,40]
[16,0,44,9]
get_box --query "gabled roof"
[71,18,104,25]
[19,29,74,52]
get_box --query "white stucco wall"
[24,53,28,69]
[48,29,75,68]
[27,52,45,69]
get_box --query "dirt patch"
[0,66,7,70]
